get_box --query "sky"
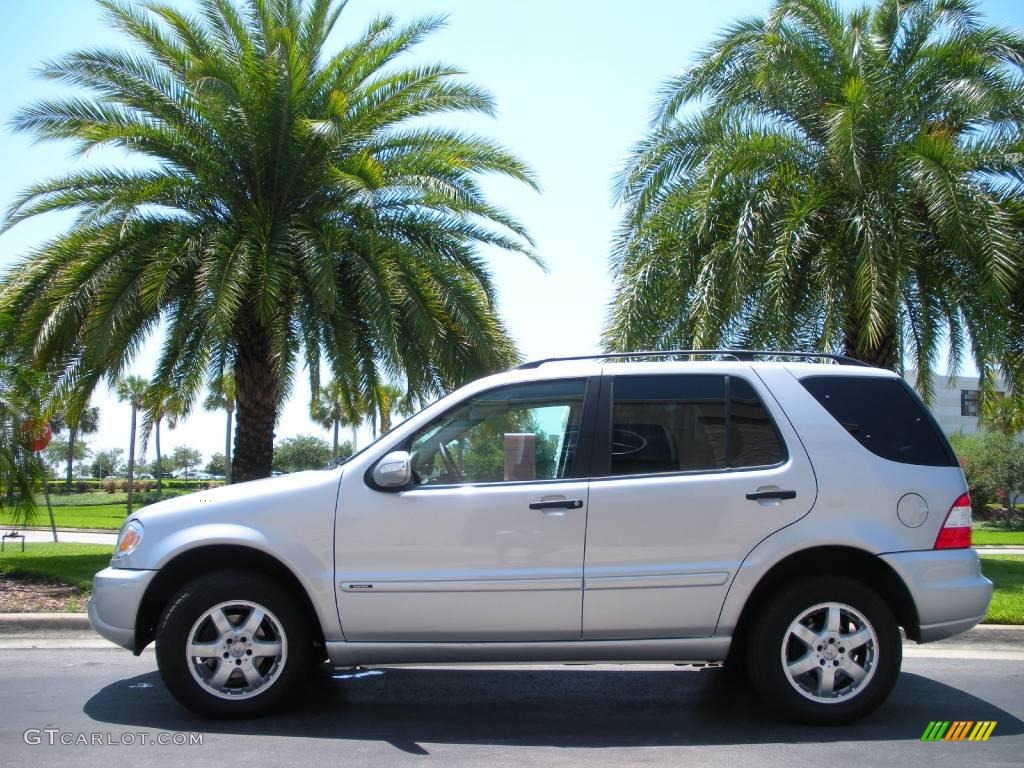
[1,0,1022,468]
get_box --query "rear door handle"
[746,490,797,501]
[529,499,584,510]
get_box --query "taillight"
[934,493,972,549]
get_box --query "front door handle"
[746,490,797,501]
[529,499,584,510]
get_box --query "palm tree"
[203,373,235,484]
[310,377,364,458]
[0,355,44,527]
[982,395,1024,438]
[115,375,148,515]
[374,382,415,436]
[1,0,538,482]
[141,382,179,497]
[607,0,1024,401]
[51,404,100,491]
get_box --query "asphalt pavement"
[0,630,1021,768]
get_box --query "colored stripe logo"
[920,721,996,742]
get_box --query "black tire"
[745,576,901,725]
[155,569,311,718]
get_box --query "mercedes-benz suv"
[89,351,992,723]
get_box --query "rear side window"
[608,374,786,476]
[799,376,957,467]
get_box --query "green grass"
[0,489,198,530]
[973,529,1024,545]
[0,505,135,530]
[44,489,195,507]
[46,492,136,507]
[973,518,1024,546]
[979,555,1024,625]
[0,542,114,591]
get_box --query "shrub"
[950,432,1024,516]
[101,478,116,494]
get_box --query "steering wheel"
[438,442,462,481]
[611,428,648,456]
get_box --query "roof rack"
[515,349,871,370]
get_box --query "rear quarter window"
[799,375,957,467]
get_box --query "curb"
[0,613,91,632]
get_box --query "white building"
[905,372,1007,437]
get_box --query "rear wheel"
[155,570,311,718]
[746,576,901,724]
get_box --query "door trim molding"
[584,572,730,590]
[339,577,582,593]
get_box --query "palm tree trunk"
[232,321,280,482]
[351,425,358,452]
[65,428,75,490]
[4,417,13,504]
[126,405,136,516]
[155,417,162,498]
[332,420,339,457]
[843,318,900,370]
[224,407,233,484]
[40,456,57,543]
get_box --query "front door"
[335,378,594,641]
[582,369,816,639]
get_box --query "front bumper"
[881,548,993,643]
[88,566,158,652]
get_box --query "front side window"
[608,374,785,477]
[408,379,587,486]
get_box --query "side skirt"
[325,637,731,667]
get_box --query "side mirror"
[372,450,412,489]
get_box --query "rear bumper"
[88,567,157,652]
[881,549,993,643]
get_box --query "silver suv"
[89,351,992,723]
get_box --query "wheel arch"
[726,545,920,664]
[134,544,326,655]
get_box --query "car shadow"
[83,665,1023,754]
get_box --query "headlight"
[113,519,144,559]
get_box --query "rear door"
[582,368,816,639]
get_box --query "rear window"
[799,376,957,467]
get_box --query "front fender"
[136,523,342,642]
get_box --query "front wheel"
[746,576,901,724]
[155,570,311,718]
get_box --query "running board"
[325,637,731,667]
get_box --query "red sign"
[20,419,52,452]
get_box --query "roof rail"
[515,349,872,370]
